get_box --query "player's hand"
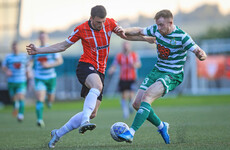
[26,44,38,55]
[6,70,12,76]
[41,62,51,68]
[114,26,127,39]
[194,47,207,61]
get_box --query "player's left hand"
[194,47,207,61]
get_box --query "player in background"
[26,5,155,148]
[118,9,207,144]
[108,41,141,119]
[29,31,63,127]
[2,41,29,122]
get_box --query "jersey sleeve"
[109,18,118,32]
[134,52,140,63]
[66,26,81,44]
[54,53,62,59]
[143,24,157,37]
[1,55,8,67]
[182,33,198,52]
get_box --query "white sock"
[129,128,135,136]
[120,99,129,119]
[56,112,83,138]
[157,121,164,130]
[81,88,100,125]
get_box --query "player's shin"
[56,112,83,137]
[146,108,161,127]
[130,102,151,131]
[81,88,100,124]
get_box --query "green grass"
[0,95,230,150]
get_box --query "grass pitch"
[0,95,230,150]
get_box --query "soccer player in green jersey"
[29,31,63,127]
[2,41,29,122]
[117,9,207,144]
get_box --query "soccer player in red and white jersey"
[109,41,141,119]
[26,5,155,148]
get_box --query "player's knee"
[132,101,140,111]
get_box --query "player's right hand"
[26,44,37,55]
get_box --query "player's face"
[123,42,131,54]
[90,16,106,31]
[12,43,18,54]
[39,33,48,46]
[156,17,172,36]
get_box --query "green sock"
[131,102,151,131]
[19,100,25,114]
[36,101,44,120]
[147,108,161,127]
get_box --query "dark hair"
[12,41,18,45]
[91,5,107,18]
[39,30,46,35]
[154,9,173,20]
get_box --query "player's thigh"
[8,82,16,98]
[122,90,131,100]
[46,78,56,95]
[85,73,103,91]
[90,100,101,119]
[15,82,26,100]
[132,89,145,110]
[142,81,164,104]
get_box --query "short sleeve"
[143,25,157,37]
[182,33,198,52]
[2,55,8,67]
[66,26,81,44]
[54,53,62,59]
[109,18,118,32]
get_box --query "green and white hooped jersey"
[143,24,197,74]
[31,53,61,80]
[2,53,28,83]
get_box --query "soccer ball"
[110,122,129,142]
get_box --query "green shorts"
[8,82,27,97]
[35,78,56,94]
[140,67,183,96]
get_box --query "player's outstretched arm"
[26,41,72,55]
[193,46,207,61]
[124,27,144,36]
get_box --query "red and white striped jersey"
[115,51,140,80]
[66,18,117,74]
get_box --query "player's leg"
[128,90,135,114]
[48,100,101,148]
[46,78,56,108]
[8,83,19,117]
[119,81,164,143]
[15,82,27,122]
[118,80,129,119]
[35,78,46,127]
[128,80,136,114]
[79,73,102,133]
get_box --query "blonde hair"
[154,9,173,20]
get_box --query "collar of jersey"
[88,20,101,31]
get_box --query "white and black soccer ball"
[110,122,129,142]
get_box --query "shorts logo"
[89,66,94,71]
